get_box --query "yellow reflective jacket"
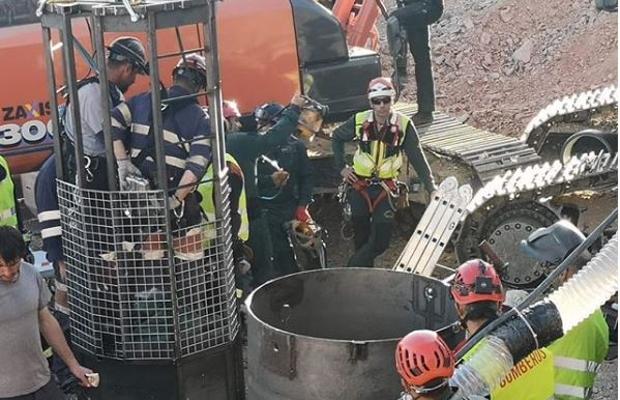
[352,110,410,179]
[548,310,609,399]
[0,156,17,228]
[198,154,249,242]
[463,339,555,399]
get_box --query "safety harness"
[59,76,123,183]
[348,111,410,213]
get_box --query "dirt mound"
[387,0,617,136]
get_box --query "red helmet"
[395,330,454,390]
[451,259,504,306]
[367,77,395,100]
[223,100,241,119]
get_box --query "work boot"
[412,111,434,126]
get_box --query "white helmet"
[367,77,396,100]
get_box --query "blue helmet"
[254,103,284,126]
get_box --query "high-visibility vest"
[548,310,609,399]
[352,110,410,179]
[463,340,555,399]
[198,154,249,242]
[0,156,17,228]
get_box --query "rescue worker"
[0,155,17,228]
[395,329,455,400]
[34,156,79,394]
[451,259,555,399]
[199,101,251,297]
[225,97,305,285]
[332,77,436,268]
[111,53,211,258]
[390,0,444,125]
[521,220,609,399]
[255,107,314,279]
[64,36,148,189]
[30,39,145,398]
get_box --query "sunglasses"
[371,97,392,105]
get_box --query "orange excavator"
[0,0,384,174]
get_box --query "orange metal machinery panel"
[217,0,301,114]
[0,0,301,173]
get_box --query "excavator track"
[524,86,618,156]
[393,104,542,187]
[391,85,617,287]
[456,151,617,287]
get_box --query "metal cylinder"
[245,268,459,399]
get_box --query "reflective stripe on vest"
[198,154,249,242]
[554,383,591,399]
[554,357,600,374]
[548,310,609,399]
[0,156,17,228]
[352,110,409,179]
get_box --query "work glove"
[271,170,290,188]
[295,206,312,223]
[117,159,142,190]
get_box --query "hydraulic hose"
[450,225,618,398]
[455,208,618,360]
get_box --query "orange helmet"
[367,77,395,100]
[451,259,504,306]
[395,330,454,391]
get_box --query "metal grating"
[58,177,238,361]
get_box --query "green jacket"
[226,106,301,202]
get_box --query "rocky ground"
[318,0,618,395]
[399,0,618,136]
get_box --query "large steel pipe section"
[245,268,459,399]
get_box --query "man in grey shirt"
[0,226,92,399]
[63,36,148,190]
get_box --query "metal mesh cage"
[58,177,238,361]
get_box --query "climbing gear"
[349,177,403,214]
[286,219,327,269]
[450,259,504,306]
[338,182,354,240]
[395,330,454,390]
